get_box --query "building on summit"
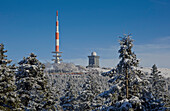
[87,52,100,68]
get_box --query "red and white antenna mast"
[52,10,62,64]
[56,10,59,52]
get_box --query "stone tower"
[87,52,100,68]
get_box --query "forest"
[0,34,169,111]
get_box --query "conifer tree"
[101,34,143,110]
[76,74,101,110]
[0,44,22,110]
[60,81,76,111]
[109,34,142,99]
[16,53,56,110]
[150,64,168,106]
[100,34,166,110]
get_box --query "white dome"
[91,52,97,56]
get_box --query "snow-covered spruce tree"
[89,73,107,111]
[100,34,142,110]
[16,53,56,110]
[100,34,166,110]
[0,44,22,110]
[76,74,102,111]
[150,64,169,106]
[60,81,76,111]
[46,73,61,110]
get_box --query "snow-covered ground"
[45,62,170,79]
[92,67,170,78]
[86,68,110,73]
[140,67,170,78]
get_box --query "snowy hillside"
[89,67,170,78]
[140,67,170,78]
[44,62,170,79]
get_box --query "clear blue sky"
[0,0,170,68]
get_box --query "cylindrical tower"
[87,52,100,68]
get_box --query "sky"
[0,0,170,68]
